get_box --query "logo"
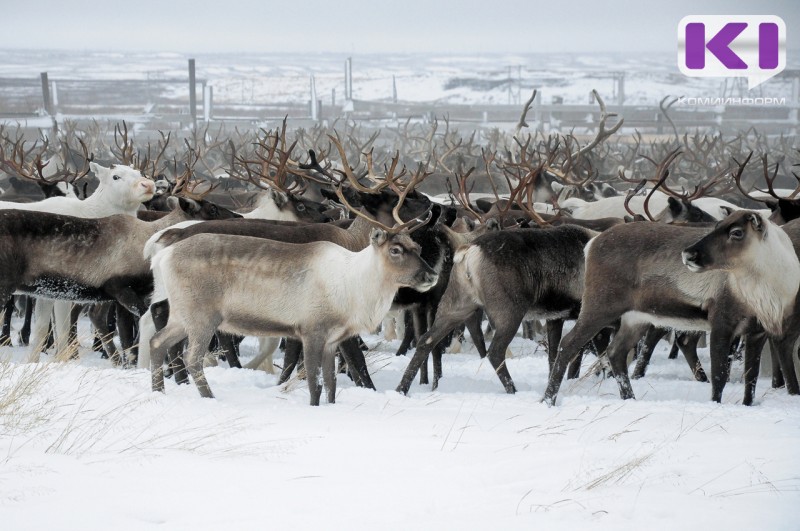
[678,15,786,89]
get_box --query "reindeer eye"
[112,175,120,181]
[729,228,744,240]
[297,203,306,212]
[390,246,402,256]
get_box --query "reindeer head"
[90,161,155,208]
[370,229,438,293]
[682,210,768,272]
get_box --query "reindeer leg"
[676,332,707,382]
[742,330,768,406]
[395,310,414,356]
[544,312,620,406]
[150,322,188,394]
[606,321,650,400]
[20,295,32,346]
[465,309,487,358]
[632,326,667,379]
[338,336,375,390]
[708,319,736,404]
[410,306,430,385]
[88,302,119,363]
[323,344,338,404]
[1,296,14,345]
[546,319,565,374]
[278,338,304,384]
[769,334,800,395]
[185,325,218,399]
[115,304,139,367]
[302,336,324,406]
[216,332,242,368]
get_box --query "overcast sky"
[3,0,798,54]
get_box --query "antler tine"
[640,148,682,221]
[482,148,503,202]
[170,154,189,196]
[652,145,729,203]
[0,136,46,182]
[624,179,648,218]
[1,134,91,185]
[333,185,396,233]
[511,159,553,227]
[172,147,217,201]
[753,154,782,200]
[327,141,433,234]
[297,149,340,186]
[572,89,624,161]
[514,89,538,138]
[58,137,93,183]
[680,163,735,202]
[112,121,135,165]
[454,167,488,224]
[389,162,434,232]
[328,134,392,193]
[147,131,171,178]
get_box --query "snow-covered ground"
[1,318,798,530]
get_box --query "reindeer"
[543,210,800,406]
[0,197,236,359]
[395,221,597,395]
[149,216,438,403]
[0,135,156,354]
[140,141,434,386]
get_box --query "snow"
[1,49,796,108]
[1,318,798,530]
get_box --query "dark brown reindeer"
[543,210,800,406]
[394,153,601,394]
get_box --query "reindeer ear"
[485,218,501,231]
[370,228,388,247]
[177,197,201,214]
[747,212,764,232]
[719,206,735,217]
[89,161,103,176]
[269,188,288,208]
[667,196,684,216]
[319,188,338,202]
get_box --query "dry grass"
[0,359,58,436]
[0,342,285,461]
[577,448,658,490]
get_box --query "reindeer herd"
[1,100,799,408]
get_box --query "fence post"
[345,57,352,100]
[188,58,197,128]
[310,75,318,121]
[791,75,799,136]
[204,84,213,123]
[40,72,52,114]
